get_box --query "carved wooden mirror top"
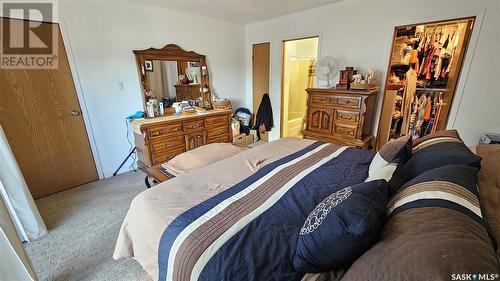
[133,44,211,111]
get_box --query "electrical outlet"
[118,81,124,91]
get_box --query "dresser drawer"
[334,96,362,108]
[150,135,185,153]
[334,123,357,138]
[310,94,335,106]
[205,115,228,128]
[152,147,186,165]
[335,110,360,123]
[148,123,183,138]
[183,119,204,132]
[207,126,229,140]
[207,134,230,144]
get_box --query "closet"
[377,17,475,149]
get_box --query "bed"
[114,136,499,281]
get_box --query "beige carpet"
[24,171,153,281]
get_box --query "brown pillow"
[161,143,248,176]
[342,208,498,281]
[411,129,461,152]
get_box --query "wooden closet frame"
[375,16,476,150]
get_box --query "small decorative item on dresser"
[302,88,378,148]
[336,67,357,89]
[350,69,377,90]
[213,98,232,110]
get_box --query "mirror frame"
[133,44,211,111]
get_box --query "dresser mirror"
[133,44,212,116]
[145,60,202,101]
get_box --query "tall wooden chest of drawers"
[302,88,378,148]
[131,110,232,168]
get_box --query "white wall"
[245,0,500,145]
[60,1,245,177]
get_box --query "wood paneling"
[252,42,270,141]
[0,18,97,198]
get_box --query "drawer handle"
[189,124,201,129]
[339,128,353,135]
[165,143,175,148]
[151,131,160,136]
[340,115,353,120]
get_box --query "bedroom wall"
[245,0,500,145]
[59,1,245,177]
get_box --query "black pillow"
[293,180,389,272]
[403,139,481,181]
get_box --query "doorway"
[281,37,319,138]
[0,18,98,198]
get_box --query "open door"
[0,18,98,198]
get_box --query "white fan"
[315,56,340,88]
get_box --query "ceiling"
[134,0,342,24]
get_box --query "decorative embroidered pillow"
[293,180,389,272]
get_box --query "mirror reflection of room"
[377,17,475,148]
[145,60,202,103]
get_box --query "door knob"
[70,110,81,116]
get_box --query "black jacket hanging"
[253,93,273,135]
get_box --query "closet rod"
[415,87,446,92]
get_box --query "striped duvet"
[114,138,375,281]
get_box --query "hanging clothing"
[424,100,432,121]
[253,93,273,139]
[409,49,419,71]
[401,68,418,134]
[415,95,427,130]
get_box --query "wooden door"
[185,131,206,150]
[308,108,333,133]
[0,18,98,198]
[252,42,270,141]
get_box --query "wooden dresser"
[174,84,202,101]
[302,88,378,148]
[132,109,232,168]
